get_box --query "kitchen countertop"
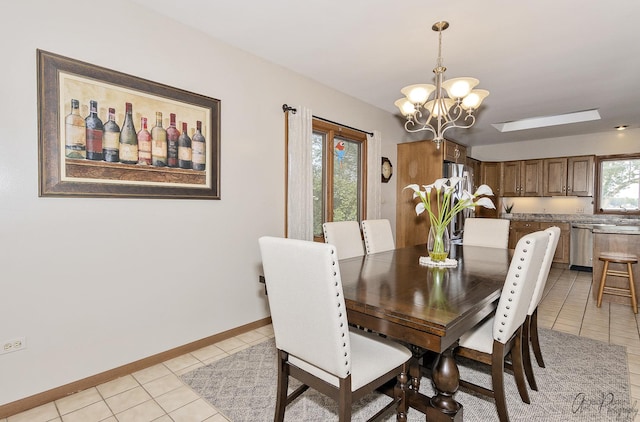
[592,225,640,235]
[500,213,640,227]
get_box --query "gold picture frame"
[37,49,220,199]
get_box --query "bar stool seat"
[597,252,638,313]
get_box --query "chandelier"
[395,21,489,149]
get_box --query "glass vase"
[428,225,450,262]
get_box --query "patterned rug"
[181,329,636,421]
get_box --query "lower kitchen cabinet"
[540,222,570,263]
[508,220,570,264]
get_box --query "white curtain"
[366,130,382,220]
[286,106,314,240]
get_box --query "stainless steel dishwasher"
[570,223,617,270]
[570,224,593,270]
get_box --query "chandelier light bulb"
[401,84,436,105]
[461,89,490,110]
[394,98,416,117]
[425,98,455,118]
[442,77,479,99]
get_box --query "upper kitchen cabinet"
[502,159,543,197]
[443,140,467,163]
[543,155,594,196]
[478,161,501,217]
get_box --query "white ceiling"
[132,0,640,147]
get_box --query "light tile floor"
[4,268,640,421]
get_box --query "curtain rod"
[282,104,374,137]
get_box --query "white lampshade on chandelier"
[395,21,489,149]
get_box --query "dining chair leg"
[491,342,509,422]
[511,329,531,404]
[530,309,545,368]
[522,315,538,391]
[338,377,352,422]
[394,364,409,422]
[274,350,289,422]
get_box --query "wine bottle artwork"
[40,49,220,199]
[192,120,206,171]
[178,122,192,169]
[65,99,86,159]
[151,111,168,167]
[85,100,104,161]
[137,117,152,165]
[119,102,138,164]
[103,107,120,162]
[166,113,179,168]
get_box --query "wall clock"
[381,157,393,183]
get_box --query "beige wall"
[0,0,412,405]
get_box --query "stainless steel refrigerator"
[443,162,474,243]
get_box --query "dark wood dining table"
[338,243,510,422]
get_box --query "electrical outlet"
[1,337,26,355]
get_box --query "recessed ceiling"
[131,0,640,147]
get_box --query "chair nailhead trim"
[329,246,350,372]
[494,238,534,343]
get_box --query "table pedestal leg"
[427,346,463,422]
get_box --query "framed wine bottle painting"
[37,49,220,199]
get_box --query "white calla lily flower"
[473,184,494,197]
[475,197,497,209]
[405,177,497,234]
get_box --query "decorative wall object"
[37,49,220,199]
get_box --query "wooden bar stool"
[597,252,638,313]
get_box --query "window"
[596,154,640,214]
[312,119,367,240]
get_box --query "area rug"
[181,329,637,421]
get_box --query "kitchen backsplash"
[499,196,594,215]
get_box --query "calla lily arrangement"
[405,178,496,260]
[405,178,496,230]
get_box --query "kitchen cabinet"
[543,155,594,196]
[540,222,570,263]
[443,140,466,163]
[502,159,543,197]
[467,157,481,192]
[568,156,594,196]
[396,140,442,248]
[508,220,570,264]
[478,161,501,217]
[508,221,540,249]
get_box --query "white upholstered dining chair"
[259,236,412,422]
[455,230,549,422]
[361,219,395,254]
[462,217,510,249]
[522,226,561,391]
[322,221,365,260]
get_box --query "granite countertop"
[500,213,640,227]
[501,213,640,234]
[592,225,640,235]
